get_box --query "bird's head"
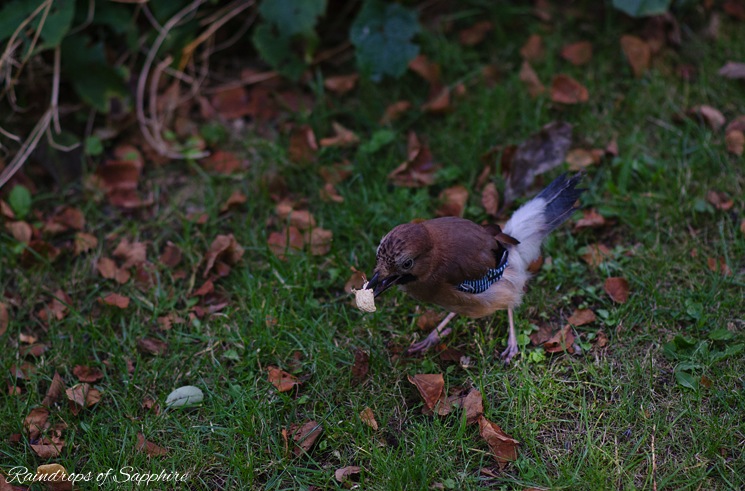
[366,222,433,297]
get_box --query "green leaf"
[0,0,43,44]
[85,136,104,156]
[8,185,32,219]
[674,369,699,390]
[165,385,204,408]
[37,0,75,48]
[259,0,326,37]
[359,129,396,155]
[252,24,306,80]
[612,0,672,17]
[708,329,734,341]
[350,0,420,81]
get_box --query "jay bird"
[366,173,584,363]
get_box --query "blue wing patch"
[456,251,508,294]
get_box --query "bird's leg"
[406,312,457,355]
[500,307,519,364]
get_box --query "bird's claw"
[406,327,452,355]
[500,342,519,365]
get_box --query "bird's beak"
[366,271,401,298]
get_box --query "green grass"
[2,5,744,490]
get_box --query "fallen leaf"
[503,121,573,204]
[320,183,344,203]
[459,20,493,46]
[436,185,469,217]
[561,41,593,66]
[409,54,441,85]
[478,416,519,469]
[550,74,589,104]
[565,148,599,171]
[707,256,732,276]
[1,302,9,337]
[725,130,744,155]
[48,206,85,232]
[73,232,98,255]
[37,290,72,323]
[36,463,72,491]
[620,35,651,78]
[268,366,300,392]
[42,372,66,407]
[417,309,444,331]
[277,203,317,230]
[687,105,726,131]
[581,243,612,268]
[192,279,214,297]
[407,373,444,411]
[604,277,630,303]
[288,125,318,164]
[520,34,544,62]
[481,182,499,216]
[66,383,101,409]
[136,432,168,456]
[99,293,130,309]
[113,238,147,269]
[567,308,596,326]
[93,157,148,209]
[0,199,15,219]
[159,241,182,268]
[335,466,362,483]
[267,226,304,258]
[706,190,734,211]
[309,227,333,256]
[324,73,359,95]
[421,86,451,113]
[202,150,241,174]
[31,439,64,459]
[726,115,745,133]
[11,361,37,379]
[595,330,609,348]
[137,337,168,356]
[542,324,576,353]
[5,221,32,244]
[25,407,50,440]
[519,61,545,98]
[463,389,484,424]
[211,86,251,119]
[380,100,412,124]
[220,190,247,213]
[360,407,378,430]
[290,420,323,456]
[718,61,745,79]
[320,122,360,148]
[388,132,441,188]
[73,365,104,383]
[203,234,244,277]
[574,209,606,230]
[351,348,370,382]
[96,257,131,284]
[165,385,204,407]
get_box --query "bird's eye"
[402,258,414,270]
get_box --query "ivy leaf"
[38,0,75,48]
[612,0,671,17]
[259,0,326,37]
[350,0,420,81]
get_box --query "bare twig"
[51,45,61,134]
[0,110,52,189]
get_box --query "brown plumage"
[366,173,584,363]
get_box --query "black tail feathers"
[536,172,585,231]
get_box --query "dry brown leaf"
[409,55,441,85]
[407,373,444,411]
[66,383,101,410]
[726,115,745,133]
[707,257,732,276]
[519,61,545,98]
[719,61,745,79]
[360,407,378,430]
[96,257,131,284]
[20,240,61,267]
[159,241,182,268]
[567,308,596,326]
[73,232,98,255]
[11,361,37,380]
[459,21,493,46]
[344,269,367,294]
[49,206,85,231]
[5,221,32,244]
[320,183,344,203]
[542,324,576,353]
[73,365,104,383]
[25,407,50,440]
[463,389,484,425]
[478,416,519,469]
[288,125,318,165]
[520,34,544,62]
[42,372,66,407]
[561,41,593,66]
[20,342,48,358]
[706,190,734,211]
[581,243,612,268]
[290,420,323,456]
[136,432,168,456]
[268,366,300,392]
[324,73,359,95]
[550,74,589,104]
[277,204,317,231]
[203,150,242,174]
[309,227,333,256]
[380,100,412,124]
[620,35,651,78]
[417,309,444,331]
[335,466,362,483]
[351,348,370,382]
[203,234,244,277]
[211,86,251,119]
[422,86,452,113]
[566,148,598,171]
[193,279,214,297]
[574,209,607,230]
[137,337,168,356]
[267,226,304,258]
[0,199,15,219]
[31,439,64,459]
[687,105,726,131]
[725,130,744,155]
[604,277,630,303]
[320,122,360,148]
[37,290,72,323]
[388,132,440,188]
[436,185,469,217]
[36,463,72,491]
[99,293,130,309]
[481,182,499,216]
[220,190,247,213]
[113,238,147,269]
[0,301,8,337]
[595,330,609,348]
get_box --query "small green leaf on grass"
[9,185,32,219]
[674,369,699,390]
[165,385,204,408]
[359,129,396,155]
[708,329,734,341]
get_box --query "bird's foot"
[500,342,519,365]
[406,327,452,355]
